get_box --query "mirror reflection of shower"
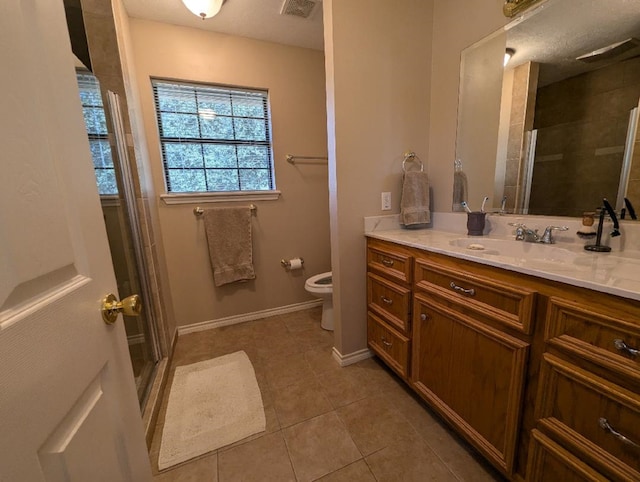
[522,76,640,217]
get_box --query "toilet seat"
[305,271,332,295]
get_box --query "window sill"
[160,191,281,205]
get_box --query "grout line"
[150,307,498,481]
[279,424,300,481]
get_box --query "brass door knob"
[101,293,142,325]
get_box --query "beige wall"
[128,19,330,327]
[324,0,434,355]
[119,0,510,352]
[324,0,506,356]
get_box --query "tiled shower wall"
[504,61,538,212]
[528,56,640,217]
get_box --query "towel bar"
[193,204,256,217]
[286,154,328,164]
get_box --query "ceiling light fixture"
[504,48,515,67]
[181,0,224,20]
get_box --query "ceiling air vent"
[280,0,318,19]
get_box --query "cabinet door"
[412,293,529,476]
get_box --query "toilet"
[304,271,333,331]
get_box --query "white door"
[0,1,152,481]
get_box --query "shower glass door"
[77,71,159,405]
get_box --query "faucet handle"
[508,222,527,240]
[541,225,569,244]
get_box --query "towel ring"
[402,151,423,172]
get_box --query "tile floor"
[150,307,504,481]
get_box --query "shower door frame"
[107,91,162,406]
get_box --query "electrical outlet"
[381,192,391,211]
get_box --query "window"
[152,79,275,194]
[76,72,118,195]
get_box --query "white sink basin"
[449,238,578,265]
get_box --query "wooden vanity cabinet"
[527,429,609,482]
[531,296,640,481]
[412,257,533,477]
[365,237,640,480]
[366,239,413,379]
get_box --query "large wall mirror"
[454,0,640,218]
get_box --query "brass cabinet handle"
[101,293,142,325]
[381,258,394,267]
[613,339,640,358]
[599,418,640,449]
[381,336,393,347]
[381,296,393,305]
[450,281,476,296]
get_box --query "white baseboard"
[177,299,323,335]
[331,347,373,367]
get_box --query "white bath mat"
[158,351,266,470]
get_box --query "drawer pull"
[381,258,394,267]
[381,336,393,348]
[420,313,429,321]
[599,418,640,449]
[381,296,393,305]
[449,281,476,296]
[613,339,640,357]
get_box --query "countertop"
[366,227,640,302]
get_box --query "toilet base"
[321,299,333,331]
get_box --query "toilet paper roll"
[288,258,303,270]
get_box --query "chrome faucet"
[509,223,569,244]
[509,222,527,241]
[540,225,570,244]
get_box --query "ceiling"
[121,0,325,51]
[506,0,640,86]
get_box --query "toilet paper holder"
[281,258,304,269]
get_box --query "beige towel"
[401,170,431,226]
[203,207,256,287]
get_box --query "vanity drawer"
[367,242,412,285]
[545,297,640,383]
[535,353,640,481]
[527,429,608,482]
[367,272,411,334]
[367,311,410,379]
[414,258,537,334]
